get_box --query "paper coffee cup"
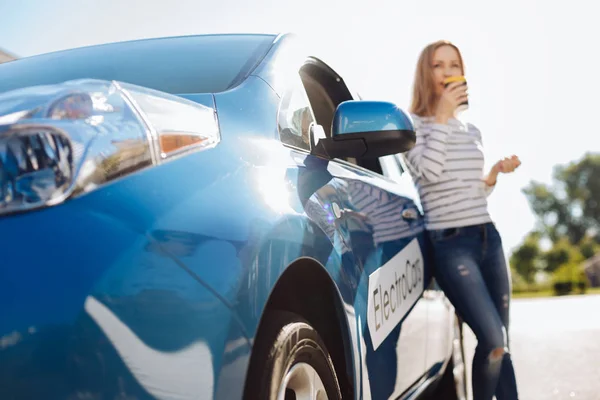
[443,76,468,112]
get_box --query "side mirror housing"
[312,100,416,159]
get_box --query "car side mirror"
[311,100,416,159]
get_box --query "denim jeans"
[428,222,519,400]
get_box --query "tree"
[542,237,583,273]
[510,232,542,283]
[579,235,600,259]
[523,152,600,247]
[511,153,599,290]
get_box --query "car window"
[0,34,275,95]
[277,74,316,151]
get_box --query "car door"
[282,59,434,398]
[311,67,435,398]
[325,154,433,399]
[380,155,455,378]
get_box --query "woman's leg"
[480,224,519,400]
[430,226,511,400]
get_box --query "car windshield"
[0,34,275,95]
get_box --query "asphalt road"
[463,294,600,400]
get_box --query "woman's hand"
[496,155,521,174]
[485,155,521,186]
[435,81,468,124]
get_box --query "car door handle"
[401,208,419,220]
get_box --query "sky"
[1,0,598,255]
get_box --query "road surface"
[463,294,600,400]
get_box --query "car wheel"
[244,310,343,400]
[435,315,468,400]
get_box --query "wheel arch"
[248,257,357,399]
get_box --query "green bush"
[552,262,590,295]
[511,280,552,295]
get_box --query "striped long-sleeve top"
[402,115,495,230]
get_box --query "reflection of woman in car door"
[402,40,521,400]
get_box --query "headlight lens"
[0,79,220,216]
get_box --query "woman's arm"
[483,166,499,197]
[403,119,453,183]
[483,155,521,196]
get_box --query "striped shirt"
[402,115,495,230]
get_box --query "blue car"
[0,33,466,400]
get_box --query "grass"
[512,290,553,299]
[512,286,600,299]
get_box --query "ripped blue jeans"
[429,222,519,400]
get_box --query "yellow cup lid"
[443,76,467,84]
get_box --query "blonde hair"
[410,40,465,117]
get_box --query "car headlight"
[0,79,220,216]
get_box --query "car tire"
[434,315,468,400]
[243,310,343,400]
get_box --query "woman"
[403,40,521,400]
